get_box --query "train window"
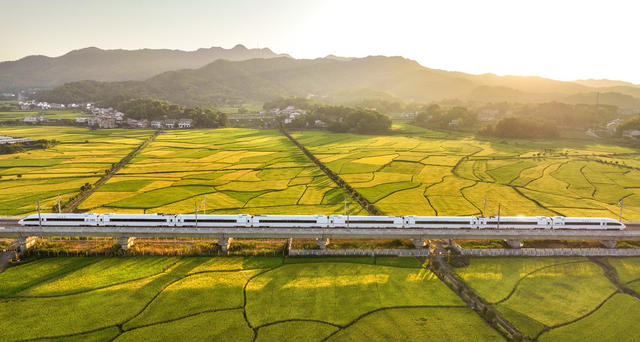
[45,218,86,221]
[414,221,469,224]
[564,222,601,226]
[108,218,168,222]
[258,220,319,223]
[344,220,396,224]
[184,219,237,223]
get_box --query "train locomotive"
[18,213,626,230]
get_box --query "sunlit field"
[0,256,504,342]
[0,126,153,215]
[456,257,640,340]
[80,128,361,215]
[290,125,640,220]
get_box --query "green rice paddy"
[456,257,639,339]
[0,126,153,215]
[0,256,503,342]
[79,128,358,214]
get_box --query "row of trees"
[479,117,559,139]
[103,97,228,128]
[286,105,392,134]
[413,104,478,130]
[0,140,57,155]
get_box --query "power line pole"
[496,203,501,230]
[194,200,198,228]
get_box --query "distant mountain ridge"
[0,45,288,91]
[17,46,639,109]
[39,55,640,109]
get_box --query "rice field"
[456,257,639,339]
[290,127,640,220]
[0,256,503,342]
[0,126,153,215]
[80,128,360,215]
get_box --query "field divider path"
[429,252,526,341]
[63,130,160,213]
[589,257,640,300]
[280,128,382,215]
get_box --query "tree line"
[102,97,228,128]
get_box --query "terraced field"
[0,256,502,341]
[79,128,361,214]
[456,257,640,340]
[0,126,153,215]
[291,127,640,219]
[0,110,83,121]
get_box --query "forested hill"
[39,55,640,109]
[0,45,287,91]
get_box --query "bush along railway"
[4,213,639,254]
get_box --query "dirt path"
[63,131,159,212]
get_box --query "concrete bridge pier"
[412,238,428,248]
[15,236,38,254]
[506,239,523,249]
[316,238,330,249]
[118,237,136,250]
[218,237,233,252]
[600,240,617,249]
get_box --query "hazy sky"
[2,0,639,83]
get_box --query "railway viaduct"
[1,219,639,253]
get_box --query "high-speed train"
[18,213,626,230]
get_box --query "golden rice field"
[0,126,153,215]
[291,126,640,220]
[2,125,639,219]
[79,128,359,215]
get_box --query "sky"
[1,0,639,83]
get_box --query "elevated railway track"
[1,219,640,252]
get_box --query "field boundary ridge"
[63,130,159,212]
[289,248,429,257]
[460,248,640,257]
[280,128,383,215]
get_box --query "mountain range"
[0,45,286,91]
[4,46,640,109]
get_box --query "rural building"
[75,117,88,123]
[164,119,177,128]
[178,119,192,128]
[23,115,45,124]
[623,130,640,139]
[151,121,163,129]
[449,119,459,127]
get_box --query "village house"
[164,119,177,129]
[623,130,640,139]
[75,117,88,124]
[23,115,45,124]
[151,121,163,129]
[178,118,192,128]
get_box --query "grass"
[124,270,260,329]
[538,294,640,342]
[326,307,503,342]
[608,257,640,283]
[0,257,96,297]
[457,257,619,339]
[245,263,463,326]
[257,321,339,342]
[455,257,586,303]
[19,257,180,296]
[116,310,253,341]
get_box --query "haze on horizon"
[1,0,639,84]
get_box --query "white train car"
[251,215,328,228]
[330,215,403,228]
[404,216,477,229]
[479,216,551,229]
[552,217,625,230]
[18,213,99,226]
[178,214,251,227]
[98,214,176,226]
